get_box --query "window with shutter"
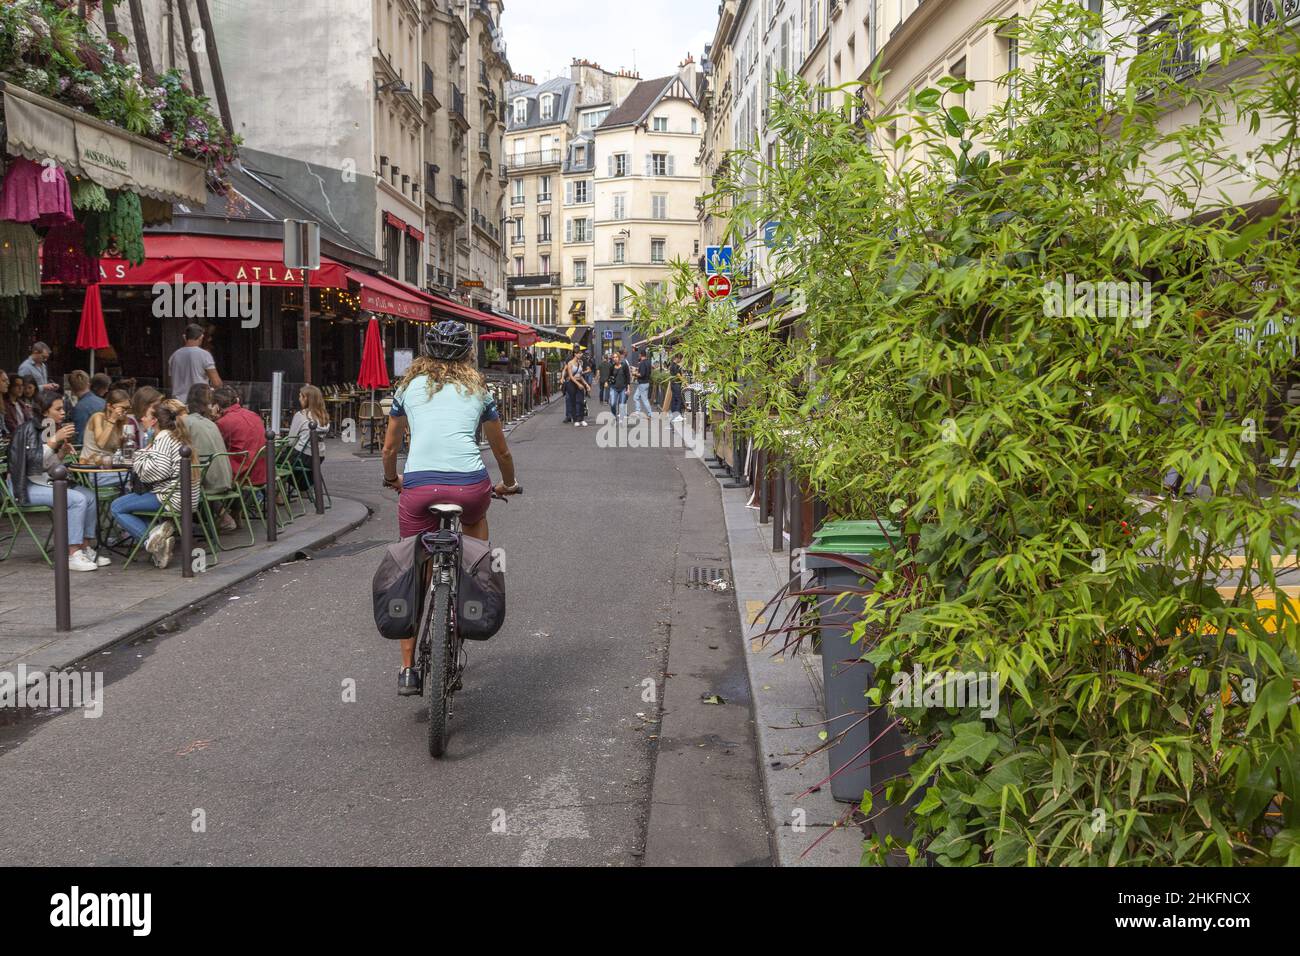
[565,219,573,242]
[608,155,614,177]
[645,154,653,176]
[565,181,573,204]
[667,155,675,176]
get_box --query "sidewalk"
[0,494,369,673]
[697,427,863,866]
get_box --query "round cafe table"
[66,463,133,557]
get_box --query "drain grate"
[686,566,731,590]
[309,539,391,559]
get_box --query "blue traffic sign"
[763,222,782,248]
[705,245,733,276]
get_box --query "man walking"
[607,350,631,420]
[17,342,59,391]
[631,349,654,419]
[168,324,223,400]
[664,352,686,423]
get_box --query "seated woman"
[0,369,14,441]
[17,375,38,424]
[80,389,131,484]
[127,385,162,449]
[286,384,330,490]
[110,398,201,569]
[6,392,106,572]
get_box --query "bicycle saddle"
[428,503,464,516]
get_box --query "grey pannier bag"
[372,536,426,640]
[459,535,505,641]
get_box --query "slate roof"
[505,76,577,131]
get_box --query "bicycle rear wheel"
[424,581,454,758]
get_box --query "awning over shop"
[346,269,433,322]
[1,81,207,206]
[632,326,679,350]
[47,235,353,287]
[427,293,538,345]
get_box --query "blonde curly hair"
[394,355,487,401]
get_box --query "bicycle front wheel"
[425,581,454,758]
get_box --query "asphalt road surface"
[0,400,715,865]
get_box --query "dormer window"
[540,93,555,120]
[513,98,527,124]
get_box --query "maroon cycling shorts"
[398,478,494,538]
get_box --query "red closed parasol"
[357,316,390,389]
[357,316,390,454]
[76,283,109,374]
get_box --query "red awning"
[406,224,425,242]
[65,235,353,287]
[347,269,433,322]
[384,212,407,230]
[426,293,538,346]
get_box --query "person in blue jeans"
[8,392,105,571]
[631,349,654,418]
[607,350,631,419]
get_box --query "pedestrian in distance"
[607,349,631,420]
[167,323,223,401]
[568,350,592,426]
[631,349,655,419]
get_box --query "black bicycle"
[414,488,519,758]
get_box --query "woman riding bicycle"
[382,320,520,696]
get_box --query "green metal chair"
[274,437,309,520]
[0,460,55,566]
[121,461,215,571]
[198,451,257,553]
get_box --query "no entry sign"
[707,273,732,300]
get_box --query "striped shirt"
[131,429,201,512]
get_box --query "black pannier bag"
[459,535,505,641]
[372,537,427,640]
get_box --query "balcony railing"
[479,131,492,153]
[472,208,500,243]
[511,234,526,245]
[451,86,467,122]
[507,149,563,170]
[452,177,467,212]
[507,273,561,290]
[1251,0,1300,26]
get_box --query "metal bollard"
[772,462,786,553]
[51,465,71,632]
[179,446,194,578]
[264,429,277,543]
[758,450,770,524]
[789,472,804,583]
[309,423,325,515]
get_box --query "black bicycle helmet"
[422,320,473,361]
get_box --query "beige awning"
[1,82,207,205]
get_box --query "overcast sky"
[501,1,717,83]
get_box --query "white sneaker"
[574,421,582,427]
[152,531,176,570]
[68,551,99,573]
[144,523,169,556]
[82,548,112,568]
